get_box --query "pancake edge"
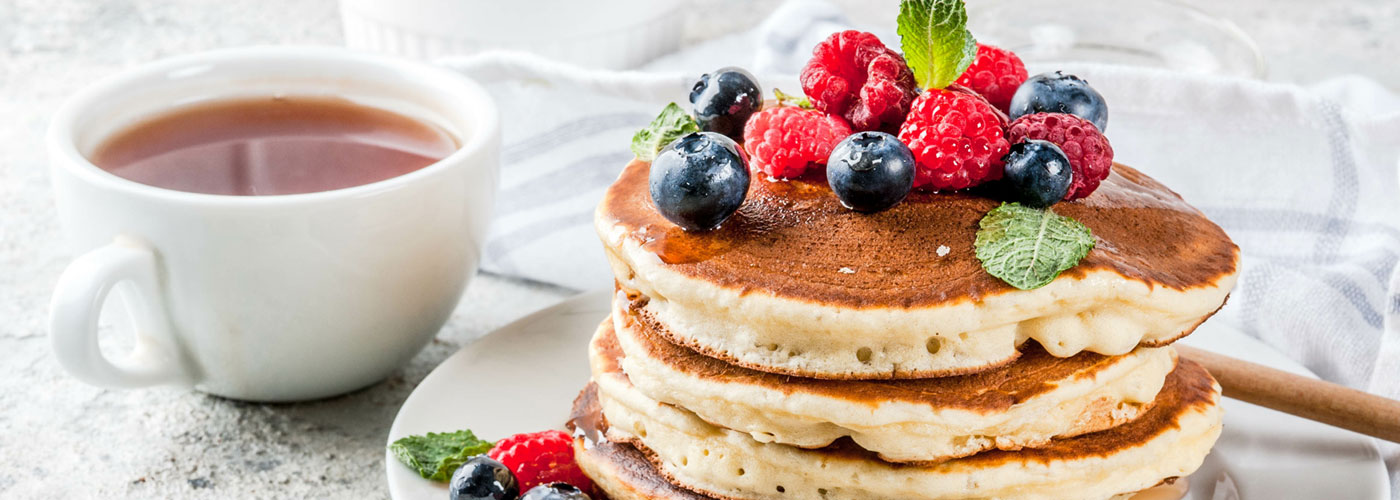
[573,429,1188,500]
[592,353,1223,500]
[606,311,1176,463]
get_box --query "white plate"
[386,290,1390,500]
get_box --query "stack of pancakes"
[572,159,1240,500]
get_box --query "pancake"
[587,323,1223,500]
[597,160,1239,378]
[570,387,1192,500]
[568,386,1192,498]
[606,308,1175,462]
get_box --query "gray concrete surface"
[0,1,1395,499]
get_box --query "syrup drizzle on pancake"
[601,161,1238,308]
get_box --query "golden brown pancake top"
[607,312,1161,413]
[599,160,1238,308]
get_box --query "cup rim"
[46,45,499,206]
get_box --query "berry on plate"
[1006,112,1113,200]
[800,30,918,132]
[1001,139,1073,208]
[449,455,519,500]
[827,131,916,212]
[742,105,853,179]
[897,87,1011,191]
[648,132,751,231]
[954,43,1028,113]
[488,430,595,495]
[1008,71,1109,132]
[690,67,763,139]
[521,482,592,500]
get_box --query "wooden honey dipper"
[1177,345,1400,443]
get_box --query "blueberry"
[689,67,762,139]
[520,482,592,500]
[826,131,915,212]
[449,456,519,500]
[649,132,750,231]
[1000,140,1073,208]
[1008,72,1108,131]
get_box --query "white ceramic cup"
[47,47,500,402]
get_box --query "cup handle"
[50,236,193,388]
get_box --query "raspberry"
[897,87,1011,191]
[954,43,1028,113]
[800,30,918,132]
[742,106,853,179]
[488,430,593,494]
[1006,113,1114,200]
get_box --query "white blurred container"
[967,0,1265,78]
[339,0,684,69]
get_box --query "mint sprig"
[974,203,1095,290]
[631,102,700,161]
[388,429,493,482]
[897,0,978,90]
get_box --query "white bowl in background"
[968,0,1265,78]
[339,0,684,69]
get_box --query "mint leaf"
[897,0,978,90]
[773,88,813,109]
[388,429,493,482]
[974,203,1095,290]
[631,102,700,161]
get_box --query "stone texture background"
[0,1,1394,498]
